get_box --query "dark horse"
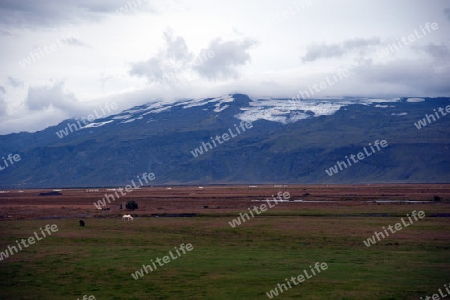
[79,219,85,227]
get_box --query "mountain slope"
[0,94,449,188]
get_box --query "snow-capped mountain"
[0,94,448,187]
[76,94,407,128]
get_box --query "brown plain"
[1,184,449,220]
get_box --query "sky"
[0,0,449,134]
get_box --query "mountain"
[0,94,449,188]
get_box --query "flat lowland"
[0,184,449,299]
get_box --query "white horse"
[122,214,134,221]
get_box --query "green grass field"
[1,210,449,299]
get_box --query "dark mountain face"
[0,94,449,188]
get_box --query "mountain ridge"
[0,94,449,188]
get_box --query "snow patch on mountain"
[112,115,132,120]
[143,106,172,115]
[214,104,230,112]
[374,104,396,108]
[82,95,425,129]
[82,120,114,128]
[406,98,425,102]
[236,99,352,124]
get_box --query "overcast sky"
[0,0,449,134]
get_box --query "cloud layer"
[0,0,449,134]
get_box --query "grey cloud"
[66,37,90,47]
[163,30,191,62]
[0,96,6,116]
[415,43,450,60]
[352,60,450,95]
[0,28,12,36]
[444,8,450,21]
[0,86,5,117]
[26,82,81,113]
[6,76,24,88]
[130,33,255,84]
[130,57,166,82]
[194,38,256,80]
[343,37,381,53]
[0,0,153,28]
[302,37,381,62]
[130,30,193,84]
[302,44,344,63]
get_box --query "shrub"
[126,200,139,210]
[433,195,442,202]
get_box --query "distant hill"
[0,94,449,188]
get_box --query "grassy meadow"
[0,208,449,299]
